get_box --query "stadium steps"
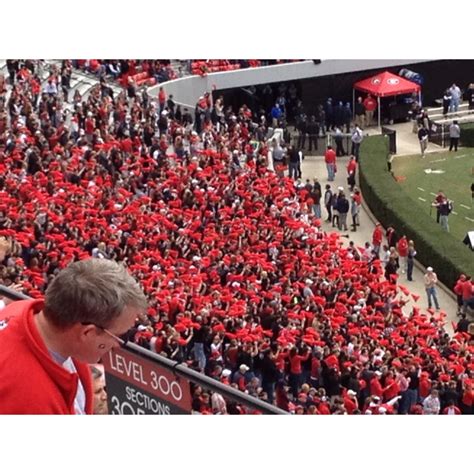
[426,101,474,124]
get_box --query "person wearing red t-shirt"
[158,86,166,113]
[461,276,474,315]
[372,223,384,256]
[324,145,337,181]
[363,94,377,127]
[288,346,311,398]
[454,274,467,314]
[396,235,409,274]
[346,155,357,191]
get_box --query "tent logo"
[371,78,381,85]
[387,78,400,85]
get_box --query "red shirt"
[347,159,357,175]
[290,352,310,375]
[372,226,383,245]
[0,300,93,414]
[370,377,384,398]
[461,280,473,300]
[363,96,377,112]
[324,148,336,164]
[397,237,408,257]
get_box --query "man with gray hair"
[0,259,148,414]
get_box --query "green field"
[392,149,474,242]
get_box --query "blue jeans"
[312,204,321,218]
[326,163,335,181]
[449,98,459,113]
[426,287,440,309]
[193,342,206,370]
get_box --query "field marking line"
[417,187,425,192]
[429,192,437,196]
[418,197,427,202]
[460,204,471,210]
[465,217,474,223]
[430,158,446,163]
[451,211,458,215]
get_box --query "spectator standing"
[324,184,333,222]
[351,125,363,161]
[438,198,452,232]
[449,83,462,113]
[372,223,384,257]
[461,275,474,315]
[324,145,337,181]
[454,274,467,315]
[334,126,346,157]
[354,96,366,128]
[350,189,362,232]
[346,155,357,191]
[306,115,319,153]
[442,89,451,119]
[424,267,440,310]
[396,235,409,274]
[418,124,429,157]
[448,120,460,152]
[363,94,377,127]
[406,240,417,282]
[337,191,349,231]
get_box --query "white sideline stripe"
[418,197,427,202]
[460,204,471,210]
[417,187,425,192]
[429,192,437,196]
[451,211,458,215]
[430,158,446,163]
[465,217,474,223]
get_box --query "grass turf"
[392,148,474,243]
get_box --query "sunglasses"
[82,322,132,347]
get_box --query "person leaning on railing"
[0,259,147,414]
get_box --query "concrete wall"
[149,59,433,109]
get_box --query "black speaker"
[312,60,322,65]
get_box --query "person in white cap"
[424,267,440,310]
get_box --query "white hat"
[427,267,433,272]
[239,364,250,372]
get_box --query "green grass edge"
[359,135,474,290]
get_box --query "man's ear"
[78,323,98,341]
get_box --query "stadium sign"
[102,347,192,414]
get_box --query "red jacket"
[0,300,93,414]
[372,226,383,246]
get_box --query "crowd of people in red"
[0,60,472,415]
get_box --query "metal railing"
[0,284,287,414]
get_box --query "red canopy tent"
[353,71,421,128]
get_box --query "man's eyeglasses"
[82,322,131,347]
